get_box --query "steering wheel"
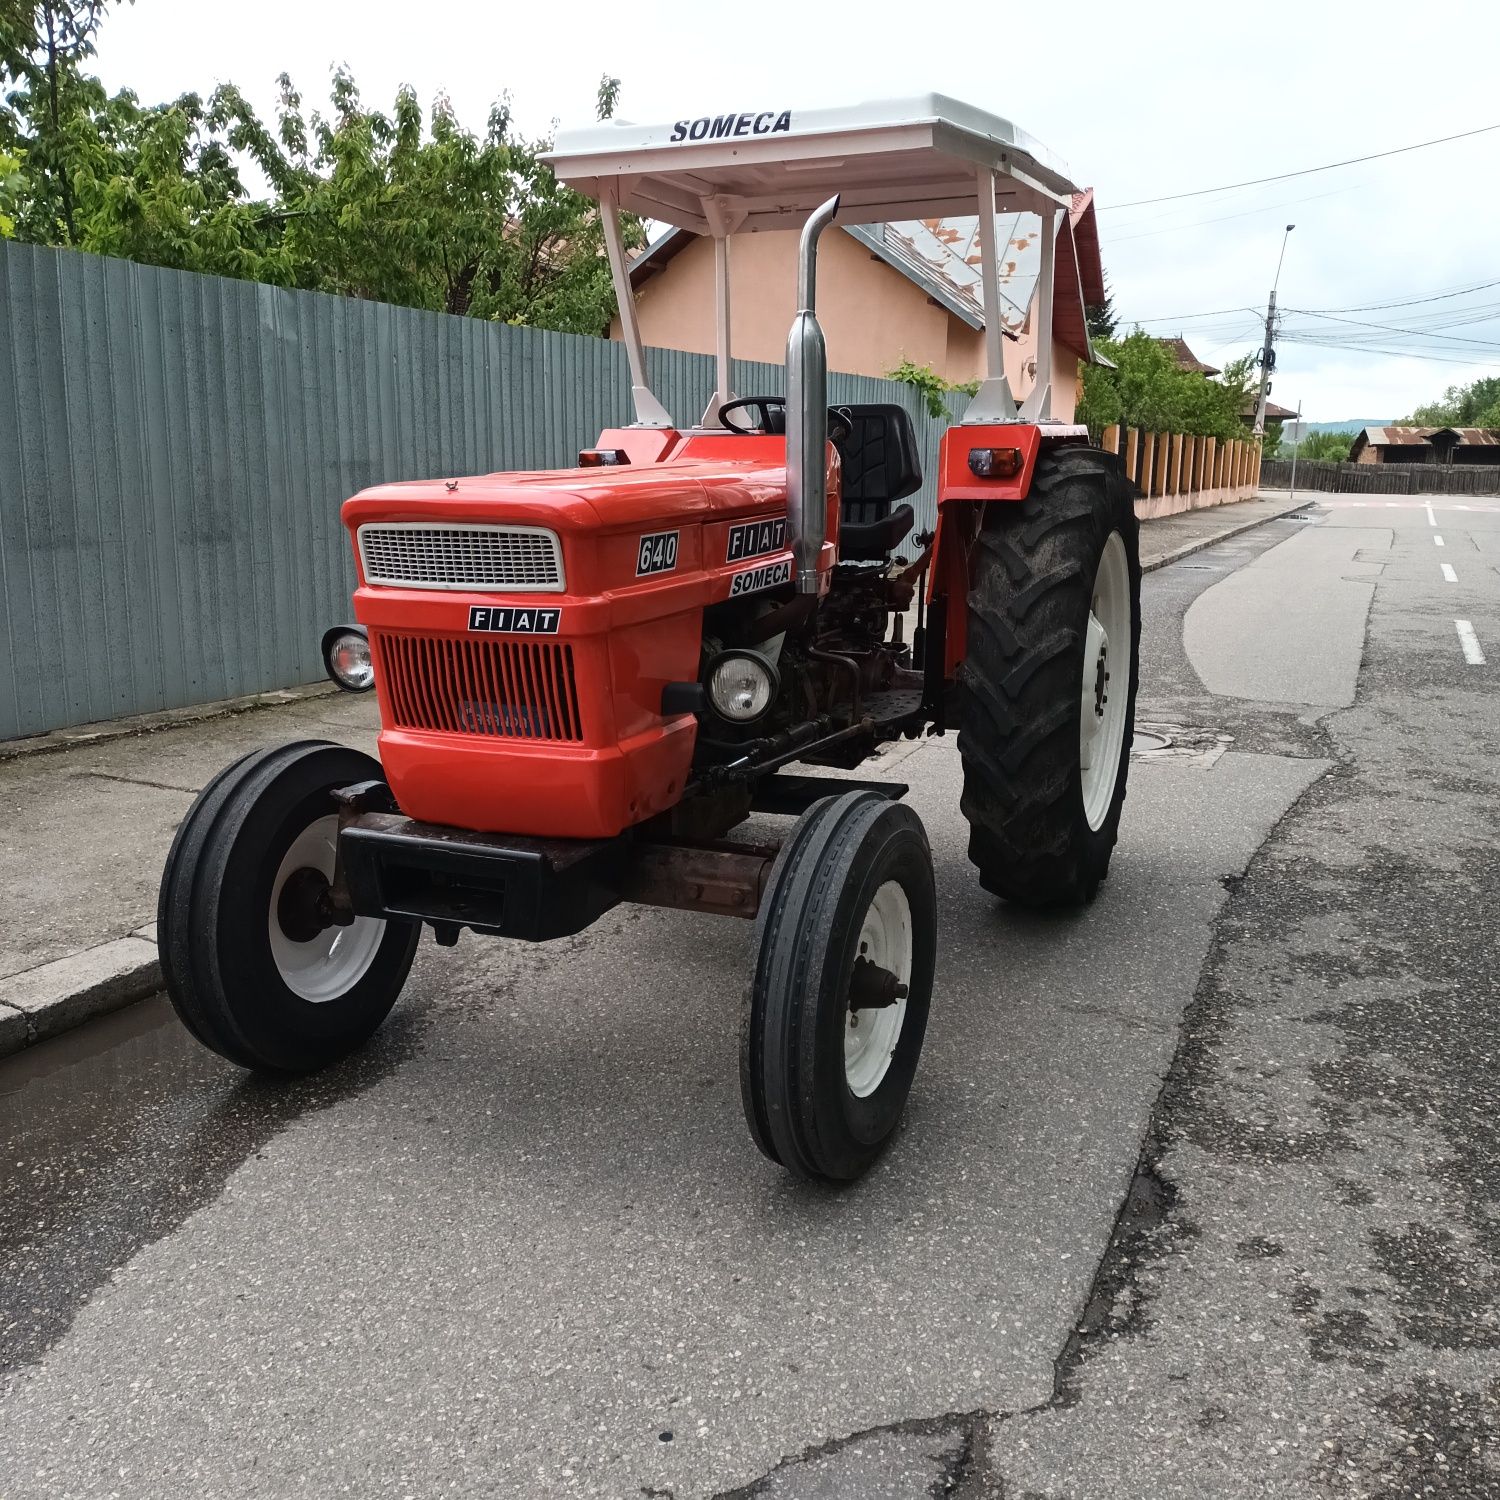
[718,396,853,444]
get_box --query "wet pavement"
[984,496,1500,1498]
[2,500,1497,1496]
[0,992,432,1375]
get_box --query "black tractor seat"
[830,403,923,561]
[839,502,915,562]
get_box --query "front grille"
[358,523,564,591]
[374,632,584,742]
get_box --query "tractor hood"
[341,434,795,535]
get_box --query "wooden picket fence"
[1260,459,1500,496]
[1100,425,1262,519]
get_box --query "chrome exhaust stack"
[786,194,840,596]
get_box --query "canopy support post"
[961,168,1019,425]
[700,197,736,427]
[1019,206,1056,421]
[601,188,674,428]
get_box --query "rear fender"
[927,425,1089,679]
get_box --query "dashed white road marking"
[1441,563,1458,583]
[1425,503,1437,526]
[1456,620,1487,665]
[1317,498,1500,514]
[1434,535,1445,546]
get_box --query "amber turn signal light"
[968,447,1023,479]
[578,448,629,467]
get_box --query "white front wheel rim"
[845,880,913,1098]
[268,814,387,1003]
[1080,531,1131,832]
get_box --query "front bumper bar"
[341,813,625,941]
[337,771,910,942]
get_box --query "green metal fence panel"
[0,241,948,741]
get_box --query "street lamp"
[1273,224,1296,297]
[1254,225,1296,435]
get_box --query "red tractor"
[159,96,1140,1183]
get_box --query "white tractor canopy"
[543,95,1081,427]
[544,94,1078,232]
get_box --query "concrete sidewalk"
[1135,489,1307,568]
[0,489,1307,1056]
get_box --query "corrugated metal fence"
[0,241,951,741]
[1261,458,1500,496]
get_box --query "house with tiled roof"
[1157,337,1220,377]
[1350,426,1500,464]
[612,193,1105,421]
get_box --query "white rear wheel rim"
[1080,530,1131,832]
[268,814,386,1003]
[844,880,913,1098]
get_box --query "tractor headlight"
[322,626,374,692]
[706,650,778,723]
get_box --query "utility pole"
[1288,398,1303,504]
[1251,289,1278,436]
[1253,224,1296,437]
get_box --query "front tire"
[740,791,937,1183]
[958,445,1141,906]
[158,741,420,1072]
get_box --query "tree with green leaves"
[1288,429,1355,462]
[2,0,118,244]
[1085,272,1117,342]
[1404,375,1500,429]
[1076,329,1250,442]
[1,0,638,332]
[0,146,19,233]
[885,358,978,419]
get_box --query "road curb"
[0,926,162,1057]
[0,681,341,763]
[1140,495,1308,574]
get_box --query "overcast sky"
[92,0,1500,421]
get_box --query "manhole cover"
[1131,722,1234,766]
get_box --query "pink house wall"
[613,230,1083,420]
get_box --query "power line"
[1107,184,1359,244]
[1407,303,1500,331]
[1203,323,1265,358]
[1284,319,1500,350]
[1279,335,1497,367]
[1337,299,1500,333]
[1126,277,1500,328]
[1292,278,1500,315]
[1127,307,1263,324]
[1283,308,1500,352]
[1101,121,1500,211]
[1288,336,1500,360]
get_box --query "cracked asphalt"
[2,497,1497,1497]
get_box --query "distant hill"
[1281,417,1391,448]
[1296,419,1391,435]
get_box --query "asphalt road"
[2,498,1497,1498]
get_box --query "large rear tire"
[958,445,1141,907]
[158,741,420,1072]
[740,791,937,1183]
